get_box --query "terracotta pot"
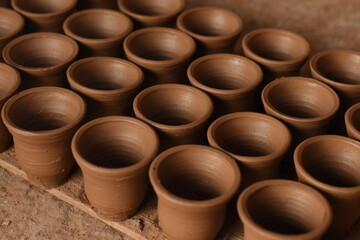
[177,7,243,56]
[11,0,77,33]
[0,8,24,62]
[237,179,332,240]
[133,84,213,150]
[187,54,263,117]
[124,27,196,86]
[118,0,185,27]
[294,135,360,239]
[242,28,310,81]
[0,63,21,152]
[261,77,339,143]
[72,116,159,221]
[67,57,143,120]
[345,103,360,141]
[3,32,78,88]
[77,0,118,10]
[2,87,86,188]
[208,112,291,189]
[149,144,241,240]
[63,9,133,57]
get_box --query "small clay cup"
[177,7,243,55]
[67,57,143,120]
[188,54,263,117]
[2,87,86,188]
[124,27,196,86]
[72,116,159,221]
[208,112,291,189]
[0,63,21,152]
[242,28,310,80]
[11,0,77,33]
[345,103,360,141]
[118,0,185,27]
[149,144,241,240]
[63,9,133,57]
[237,179,332,240]
[294,135,360,239]
[0,8,24,62]
[3,32,78,88]
[133,84,213,150]
[77,0,118,10]
[261,77,339,143]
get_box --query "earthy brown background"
[1,0,360,239]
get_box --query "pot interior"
[14,0,74,14]
[121,0,182,16]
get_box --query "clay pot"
[0,63,21,152]
[72,116,159,221]
[149,144,241,240]
[345,103,360,141]
[242,28,310,81]
[187,54,263,117]
[208,112,291,189]
[3,32,78,88]
[2,87,86,188]
[237,179,332,240]
[123,27,196,86]
[177,7,243,56]
[11,0,77,33]
[0,8,24,62]
[63,9,133,57]
[261,77,339,143]
[133,84,213,150]
[294,135,360,239]
[67,57,143,120]
[118,0,185,27]
[77,0,118,10]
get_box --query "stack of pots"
[0,1,359,240]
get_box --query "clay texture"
[345,103,360,141]
[72,116,159,221]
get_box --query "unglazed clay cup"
[3,32,78,88]
[149,144,241,240]
[188,54,263,117]
[261,77,339,143]
[294,135,360,239]
[177,7,243,55]
[118,0,185,27]
[0,8,24,62]
[2,87,86,188]
[63,9,133,57]
[345,103,360,141]
[208,112,291,189]
[124,27,196,86]
[0,63,21,152]
[133,84,213,150]
[67,57,143,120]
[72,116,159,221]
[11,0,77,33]
[237,179,332,240]
[242,28,310,80]
[310,49,360,106]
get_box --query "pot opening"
[15,0,74,14]
[350,108,360,132]
[122,0,181,16]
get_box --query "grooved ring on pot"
[0,7,24,41]
[2,32,78,72]
[237,179,332,239]
[11,0,77,17]
[345,103,360,141]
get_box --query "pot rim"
[63,9,133,44]
[133,83,213,130]
[2,32,78,73]
[1,86,86,137]
[345,102,360,138]
[149,144,241,208]
[71,116,159,175]
[176,6,243,41]
[67,56,144,95]
[0,7,24,41]
[0,63,21,102]
[187,53,263,95]
[294,134,360,196]
[207,112,291,165]
[123,27,196,67]
[11,0,77,18]
[237,179,332,240]
[261,76,340,123]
